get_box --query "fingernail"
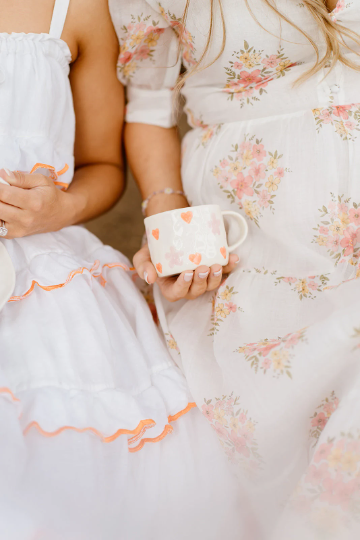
[214,269,222,277]
[234,257,240,264]
[199,272,209,279]
[184,272,193,282]
[4,169,13,178]
[144,271,149,284]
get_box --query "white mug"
[145,204,248,277]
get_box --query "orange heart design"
[156,263,163,274]
[189,253,202,265]
[220,247,227,259]
[181,211,193,224]
[152,229,159,240]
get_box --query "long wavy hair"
[175,0,360,91]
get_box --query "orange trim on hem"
[0,387,21,403]
[128,424,174,453]
[168,402,196,423]
[8,261,131,303]
[23,418,156,443]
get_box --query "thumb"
[0,169,49,189]
[133,244,158,284]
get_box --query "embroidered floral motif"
[312,104,360,141]
[236,328,307,379]
[352,327,360,351]
[309,392,339,448]
[157,3,196,66]
[223,40,297,107]
[117,14,165,79]
[213,134,289,227]
[312,193,360,266]
[289,431,360,533]
[201,394,262,474]
[186,109,223,148]
[209,282,243,336]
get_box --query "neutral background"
[85,118,189,262]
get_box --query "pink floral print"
[236,328,307,379]
[208,213,221,235]
[330,0,352,22]
[290,432,360,533]
[209,281,243,336]
[201,394,262,474]
[312,104,360,141]
[117,14,165,79]
[275,274,330,300]
[213,134,289,227]
[157,3,197,67]
[186,109,223,148]
[312,194,360,266]
[224,40,297,107]
[309,392,339,448]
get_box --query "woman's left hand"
[0,169,75,239]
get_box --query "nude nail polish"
[214,270,222,277]
[184,273,193,282]
[199,272,209,279]
[144,271,150,284]
[4,169,13,177]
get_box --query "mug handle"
[221,211,248,252]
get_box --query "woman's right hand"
[133,243,239,302]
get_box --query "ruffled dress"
[0,1,245,538]
[114,0,360,538]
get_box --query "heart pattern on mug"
[220,247,227,259]
[156,263,163,274]
[152,229,159,240]
[181,211,193,224]
[189,253,202,265]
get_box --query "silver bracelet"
[141,188,186,216]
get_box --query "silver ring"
[0,220,8,237]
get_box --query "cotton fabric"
[113,1,360,537]
[0,1,246,537]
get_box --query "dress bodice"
[0,2,74,186]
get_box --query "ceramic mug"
[145,204,248,277]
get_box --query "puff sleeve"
[110,0,182,128]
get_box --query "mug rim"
[144,204,221,223]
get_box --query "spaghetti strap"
[49,0,71,39]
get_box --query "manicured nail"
[4,169,13,177]
[234,257,240,264]
[199,272,209,279]
[214,269,222,277]
[184,272,193,282]
[144,271,149,284]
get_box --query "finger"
[186,265,211,299]
[158,271,194,302]
[0,200,23,223]
[206,264,223,292]
[0,182,31,209]
[133,244,157,284]
[0,169,49,190]
[222,254,240,274]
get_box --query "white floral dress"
[113,0,360,538]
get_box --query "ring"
[0,220,8,237]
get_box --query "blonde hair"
[175,0,360,92]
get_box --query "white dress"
[0,1,246,538]
[114,1,360,538]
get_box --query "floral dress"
[112,1,360,538]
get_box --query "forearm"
[65,162,124,226]
[124,123,187,216]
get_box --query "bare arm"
[126,123,239,302]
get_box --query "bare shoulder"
[64,0,119,61]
